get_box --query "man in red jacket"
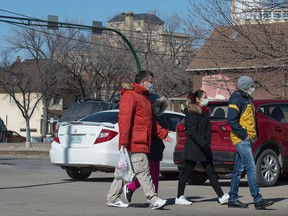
[106,70,172,210]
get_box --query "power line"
[0,9,194,58]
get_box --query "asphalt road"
[0,156,287,216]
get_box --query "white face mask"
[200,98,209,106]
[146,82,153,92]
[248,87,255,96]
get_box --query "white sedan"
[50,109,185,180]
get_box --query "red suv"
[173,99,288,187]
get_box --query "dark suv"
[173,99,288,187]
[54,99,119,135]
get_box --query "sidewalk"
[0,142,50,158]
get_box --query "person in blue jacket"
[227,76,275,210]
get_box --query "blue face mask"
[146,82,153,92]
[200,98,209,106]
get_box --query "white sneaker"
[218,193,229,205]
[150,198,167,210]
[106,199,129,208]
[175,195,192,205]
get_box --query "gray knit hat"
[237,76,254,91]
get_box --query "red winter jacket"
[118,82,168,153]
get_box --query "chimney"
[15,56,21,63]
[124,11,134,30]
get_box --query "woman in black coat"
[175,90,229,205]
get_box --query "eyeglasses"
[201,96,208,99]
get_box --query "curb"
[0,145,50,158]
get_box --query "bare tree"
[0,63,42,147]
[124,12,195,98]
[2,24,80,142]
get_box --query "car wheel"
[256,149,280,187]
[160,172,179,179]
[65,167,92,180]
[187,171,208,185]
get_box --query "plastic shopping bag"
[114,146,135,182]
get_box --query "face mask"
[146,82,153,92]
[200,98,209,106]
[248,87,255,96]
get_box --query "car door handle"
[275,126,282,132]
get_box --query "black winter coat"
[147,94,168,161]
[183,104,212,162]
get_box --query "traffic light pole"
[0,15,142,72]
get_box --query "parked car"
[174,99,288,187]
[1,130,26,143]
[53,99,119,136]
[50,109,185,180]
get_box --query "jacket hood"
[234,89,254,101]
[120,82,149,97]
[186,103,202,114]
[152,96,169,116]
[121,82,134,90]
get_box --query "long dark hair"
[187,90,205,104]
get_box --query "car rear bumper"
[49,142,117,169]
[173,151,236,173]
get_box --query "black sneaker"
[123,184,134,203]
[228,200,249,208]
[254,199,275,210]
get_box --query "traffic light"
[92,21,103,35]
[48,15,58,30]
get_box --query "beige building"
[106,11,191,56]
[0,92,43,137]
[0,58,74,139]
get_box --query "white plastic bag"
[114,146,135,182]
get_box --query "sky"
[0,0,192,51]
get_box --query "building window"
[283,11,288,19]
[53,95,62,105]
[75,95,82,102]
[8,95,14,104]
[272,11,281,20]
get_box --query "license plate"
[69,135,83,143]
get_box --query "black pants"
[177,159,224,198]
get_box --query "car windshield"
[208,102,228,119]
[80,111,119,124]
[59,100,118,122]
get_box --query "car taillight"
[53,127,60,144]
[177,123,185,132]
[220,125,231,131]
[94,129,118,144]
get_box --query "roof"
[108,13,164,25]
[187,22,288,71]
[0,59,72,93]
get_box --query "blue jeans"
[229,139,262,203]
